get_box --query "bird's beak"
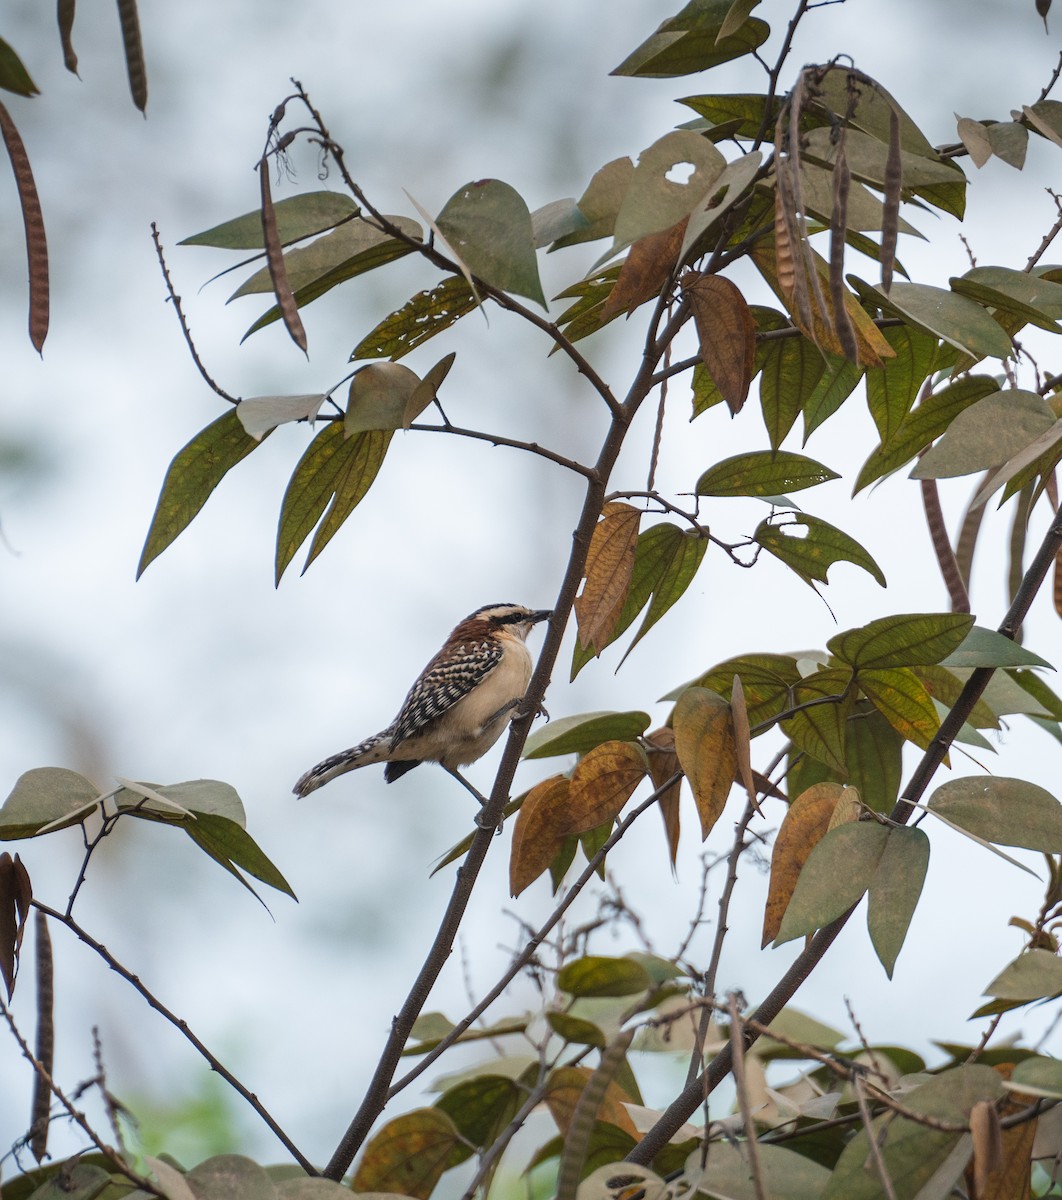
[530,609,552,624]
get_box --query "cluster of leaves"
[10,0,1062,1198]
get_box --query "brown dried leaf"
[351,1108,462,1200]
[0,102,48,352]
[967,1065,1036,1200]
[509,775,571,897]
[729,675,760,813]
[968,1100,1004,1197]
[0,852,32,1000]
[672,688,737,840]
[574,502,641,653]
[259,158,307,353]
[645,726,681,867]
[115,0,147,112]
[761,782,847,947]
[58,0,78,74]
[600,218,687,320]
[29,910,53,1164]
[543,1065,638,1138]
[682,272,756,414]
[568,741,647,835]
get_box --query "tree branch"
[31,901,314,1174]
[626,497,1062,1165]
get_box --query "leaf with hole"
[755,514,886,588]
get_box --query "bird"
[293,603,551,799]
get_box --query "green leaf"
[912,390,1057,479]
[754,514,886,588]
[243,222,419,339]
[180,192,359,249]
[435,179,545,306]
[696,450,839,496]
[783,667,853,774]
[824,1067,1003,1200]
[915,665,1000,729]
[858,667,941,750]
[867,826,930,977]
[556,955,652,998]
[682,653,800,727]
[848,277,1013,361]
[351,276,476,360]
[546,1013,608,1048]
[434,1074,523,1160]
[864,326,937,445]
[855,374,1000,492]
[138,411,266,579]
[950,277,1062,336]
[775,822,888,944]
[802,355,864,442]
[696,1142,830,1200]
[303,430,392,575]
[759,336,825,449]
[621,525,708,663]
[984,949,1062,1001]
[828,612,975,670]
[940,625,1053,670]
[116,778,247,826]
[553,265,625,344]
[927,776,1062,852]
[677,93,784,139]
[0,769,100,839]
[0,39,39,97]
[611,130,726,252]
[230,217,419,299]
[612,0,770,78]
[523,711,651,758]
[344,362,422,434]
[957,265,1062,321]
[571,523,707,678]
[531,197,589,247]
[843,704,903,813]
[274,423,391,584]
[1008,1056,1062,1099]
[184,812,296,900]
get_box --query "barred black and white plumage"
[293,603,550,797]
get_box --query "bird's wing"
[390,638,503,748]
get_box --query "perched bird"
[293,603,551,798]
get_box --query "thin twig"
[626,498,1062,1165]
[0,997,163,1196]
[150,224,239,405]
[290,82,623,420]
[31,901,314,1173]
[409,422,598,480]
[385,778,680,1103]
[727,997,768,1200]
[1025,190,1062,273]
[853,1076,899,1200]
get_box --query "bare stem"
[31,901,314,1173]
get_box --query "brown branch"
[409,422,597,480]
[151,224,239,405]
[0,996,163,1196]
[626,497,1062,1165]
[31,901,314,1173]
[728,997,768,1200]
[289,81,623,421]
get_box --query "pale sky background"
[2,0,1062,1181]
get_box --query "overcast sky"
[2,0,1061,1178]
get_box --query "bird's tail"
[292,728,393,797]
